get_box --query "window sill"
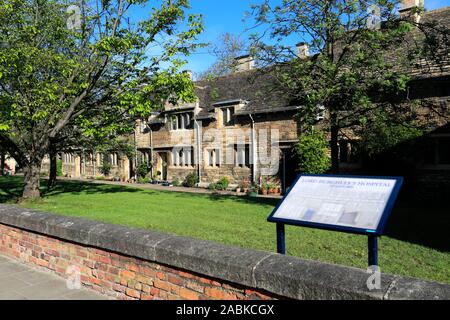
[170,129,193,132]
[170,166,195,169]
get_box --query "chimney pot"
[296,42,310,59]
[399,0,424,23]
[234,55,255,72]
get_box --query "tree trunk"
[330,124,340,174]
[48,149,57,189]
[0,152,5,176]
[22,160,42,199]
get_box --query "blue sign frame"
[268,174,404,237]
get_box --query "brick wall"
[0,223,274,300]
[1,205,449,300]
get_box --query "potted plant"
[259,177,270,195]
[275,185,281,195]
[268,183,277,194]
[248,184,258,197]
[241,179,250,193]
[260,182,269,195]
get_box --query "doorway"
[157,152,168,181]
[279,147,297,194]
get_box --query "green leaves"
[295,128,331,174]
[0,0,203,197]
[359,112,424,156]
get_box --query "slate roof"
[193,68,294,118]
[403,6,450,79]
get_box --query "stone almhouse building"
[135,57,302,190]
[52,1,450,195]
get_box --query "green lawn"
[1,176,449,284]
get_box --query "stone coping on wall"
[0,204,449,300]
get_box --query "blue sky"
[181,0,450,75]
[131,0,450,74]
[182,0,255,75]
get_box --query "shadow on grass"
[0,176,142,203]
[1,176,448,253]
[202,193,280,207]
[147,187,280,207]
[385,197,450,253]
[0,177,22,203]
[0,176,279,207]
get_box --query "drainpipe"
[133,128,138,181]
[194,118,202,183]
[249,114,257,184]
[149,127,154,178]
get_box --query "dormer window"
[222,107,235,127]
[171,112,193,131]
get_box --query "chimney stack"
[296,42,310,59]
[234,55,255,72]
[399,0,424,23]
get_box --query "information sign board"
[268,175,403,236]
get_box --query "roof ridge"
[424,6,450,15]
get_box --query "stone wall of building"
[135,108,300,185]
[56,152,130,181]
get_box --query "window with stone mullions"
[207,149,221,167]
[173,147,194,167]
[235,144,250,168]
[172,113,192,130]
[222,108,235,127]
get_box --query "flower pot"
[269,188,276,194]
[261,189,268,195]
[236,188,241,193]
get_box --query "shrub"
[295,129,331,174]
[100,162,112,176]
[137,176,150,184]
[208,177,230,191]
[100,162,111,176]
[216,176,230,190]
[172,179,181,187]
[208,183,217,190]
[137,163,151,179]
[183,172,199,188]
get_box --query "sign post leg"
[368,236,379,267]
[276,223,286,255]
